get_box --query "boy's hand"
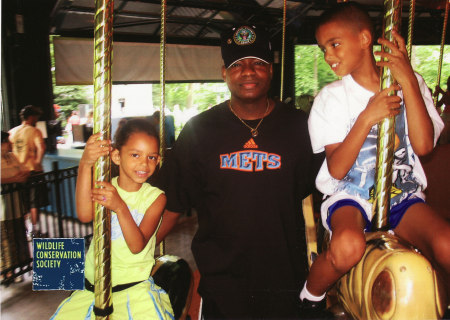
[361,85,402,126]
[92,181,127,213]
[375,30,415,86]
[80,133,112,167]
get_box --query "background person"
[8,105,46,239]
[1,131,30,283]
[434,75,450,144]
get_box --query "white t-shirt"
[308,74,444,206]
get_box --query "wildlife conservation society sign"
[33,238,85,290]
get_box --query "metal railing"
[1,162,91,285]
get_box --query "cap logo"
[233,26,256,46]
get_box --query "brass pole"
[406,0,415,59]
[93,0,113,318]
[372,0,402,231]
[434,0,449,107]
[159,0,167,256]
[280,0,286,101]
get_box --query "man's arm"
[156,209,181,245]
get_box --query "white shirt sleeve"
[308,83,350,154]
[416,73,444,145]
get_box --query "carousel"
[1,0,449,319]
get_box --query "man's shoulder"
[186,102,228,126]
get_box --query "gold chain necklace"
[228,99,270,138]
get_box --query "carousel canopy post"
[159,0,167,162]
[372,0,402,231]
[406,0,415,58]
[92,0,114,318]
[279,0,287,101]
[434,0,449,107]
[158,0,167,256]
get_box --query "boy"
[303,2,449,315]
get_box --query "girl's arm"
[326,85,401,180]
[75,133,111,223]
[92,181,166,254]
[376,31,434,155]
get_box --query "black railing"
[1,162,92,285]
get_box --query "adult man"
[156,25,323,318]
[9,105,46,238]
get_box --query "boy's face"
[316,21,366,77]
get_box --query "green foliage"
[295,45,450,101]
[53,85,92,120]
[412,45,450,90]
[294,46,337,98]
[152,82,229,112]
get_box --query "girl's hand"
[375,30,415,86]
[360,84,402,127]
[80,133,112,167]
[92,181,127,213]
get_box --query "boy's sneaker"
[298,298,334,319]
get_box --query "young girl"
[51,119,174,319]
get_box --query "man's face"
[222,58,272,102]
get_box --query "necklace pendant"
[251,129,258,137]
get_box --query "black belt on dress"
[84,278,142,293]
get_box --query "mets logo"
[233,26,256,45]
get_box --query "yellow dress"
[51,177,174,319]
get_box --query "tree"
[294,46,337,98]
[294,44,450,102]
[53,85,92,121]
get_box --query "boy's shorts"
[321,191,425,232]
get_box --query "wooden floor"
[0,213,198,320]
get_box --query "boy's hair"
[317,2,374,40]
[113,118,160,151]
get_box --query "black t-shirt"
[157,101,323,317]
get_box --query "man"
[156,25,323,318]
[9,105,46,239]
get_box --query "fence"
[1,162,92,285]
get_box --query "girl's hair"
[113,118,160,150]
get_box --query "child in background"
[303,2,449,316]
[51,119,174,319]
[434,75,450,144]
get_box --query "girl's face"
[112,132,160,191]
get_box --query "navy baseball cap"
[220,25,273,69]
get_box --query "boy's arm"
[376,31,434,155]
[326,86,402,180]
[76,133,111,223]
